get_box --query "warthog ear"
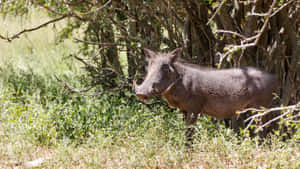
[143,48,156,60]
[170,48,182,62]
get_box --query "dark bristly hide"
[135,48,279,144]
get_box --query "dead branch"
[237,102,300,131]
[240,103,300,121]
[217,0,283,65]
[258,109,292,130]
[218,42,256,65]
[0,15,69,42]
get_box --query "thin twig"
[241,103,300,121]
[290,120,300,123]
[90,47,105,61]
[247,12,268,17]
[244,118,255,131]
[0,15,69,42]
[206,0,226,25]
[219,42,256,64]
[36,2,86,21]
[73,54,122,76]
[216,29,247,39]
[73,55,97,68]
[218,0,279,66]
[161,0,184,28]
[54,75,124,97]
[253,0,277,45]
[77,0,112,15]
[74,38,123,46]
[257,109,292,130]
[270,0,295,17]
[248,0,295,17]
[283,113,300,121]
[239,102,300,131]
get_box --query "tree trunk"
[127,0,138,79]
[183,16,192,61]
[184,0,216,66]
[101,26,122,74]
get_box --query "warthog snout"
[134,80,152,101]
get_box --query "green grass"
[0,9,300,169]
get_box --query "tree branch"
[0,15,69,42]
[253,0,277,45]
[75,0,112,16]
[237,102,300,131]
[36,2,89,21]
[54,74,125,97]
[217,0,280,66]
[74,38,123,46]
[206,0,226,25]
[216,29,247,39]
[248,0,295,18]
[161,0,184,28]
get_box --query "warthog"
[135,48,279,143]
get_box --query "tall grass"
[0,9,299,169]
[0,8,81,76]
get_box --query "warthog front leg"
[183,111,199,147]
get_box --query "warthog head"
[134,48,182,101]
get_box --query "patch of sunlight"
[0,8,82,76]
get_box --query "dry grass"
[1,133,299,169]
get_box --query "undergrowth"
[0,8,299,169]
[1,57,299,169]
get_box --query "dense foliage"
[1,0,299,105]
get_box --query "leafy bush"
[1,65,188,145]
